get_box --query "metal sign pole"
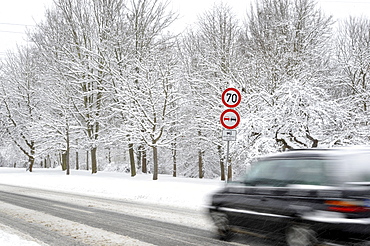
[226,140,230,181]
[221,88,241,182]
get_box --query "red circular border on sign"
[220,109,240,129]
[222,88,241,108]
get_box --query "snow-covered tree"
[105,0,178,179]
[123,42,180,180]
[180,3,242,179]
[331,16,370,145]
[0,47,43,172]
[238,0,336,156]
[32,0,128,174]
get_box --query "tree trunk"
[306,132,319,148]
[28,141,35,172]
[61,152,67,171]
[198,150,204,179]
[142,148,147,174]
[153,145,158,180]
[137,145,142,171]
[220,161,226,181]
[86,150,89,171]
[28,156,34,172]
[46,155,51,168]
[172,142,177,177]
[66,127,70,175]
[218,145,225,181]
[107,148,111,164]
[128,143,136,177]
[66,150,70,175]
[91,147,97,174]
[227,163,232,181]
[76,151,79,170]
[172,151,177,178]
[197,130,204,179]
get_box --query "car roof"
[262,150,333,160]
[260,147,370,161]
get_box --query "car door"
[221,160,293,235]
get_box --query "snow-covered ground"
[0,228,41,246]
[0,167,225,245]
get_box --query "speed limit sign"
[222,88,241,108]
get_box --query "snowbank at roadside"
[0,167,224,210]
[0,223,46,246]
[0,230,41,246]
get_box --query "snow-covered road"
[0,168,225,245]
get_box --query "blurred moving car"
[208,147,370,246]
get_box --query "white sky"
[0,0,369,59]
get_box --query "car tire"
[210,211,231,240]
[286,225,318,246]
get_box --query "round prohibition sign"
[220,109,240,129]
[222,88,241,108]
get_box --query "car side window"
[243,160,281,186]
[295,160,326,185]
[244,159,328,187]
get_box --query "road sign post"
[221,88,241,182]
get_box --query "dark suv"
[208,147,370,246]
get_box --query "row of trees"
[0,0,369,180]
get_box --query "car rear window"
[341,152,370,184]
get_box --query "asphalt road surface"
[0,184,278,246]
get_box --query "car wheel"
[210,212,231,240]
[286,225,317,246]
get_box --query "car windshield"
[243,159,328,187]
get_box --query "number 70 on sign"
[222,88,241,108]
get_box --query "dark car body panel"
[208,148,370,244]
